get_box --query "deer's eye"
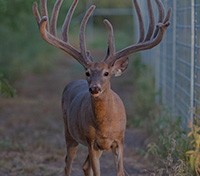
[85,71,90,77]
[104,72,109,77]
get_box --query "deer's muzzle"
[89,86,102,95]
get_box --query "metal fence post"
[172,0,177,116]
[194,0,200,120]
[190,0,195,127]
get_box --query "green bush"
[144,109,200,175]
[0,74,16,97]
[127,57,156,127]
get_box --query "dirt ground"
[0,56,155,176]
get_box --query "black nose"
[89,86,101,95]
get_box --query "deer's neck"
[90,87,126,140]
[91,88,117,125]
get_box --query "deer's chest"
[92,127,124,150]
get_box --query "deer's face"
[85,58,129,97]
[85,62,111,97]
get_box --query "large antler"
[104,0,171,63]
[32,0,94,67]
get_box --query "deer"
[32,0,171,175]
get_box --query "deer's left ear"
[111,57,129,77]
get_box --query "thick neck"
[91,87,114,123]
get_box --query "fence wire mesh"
[136,0,200,127]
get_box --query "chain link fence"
[135,0,200,127]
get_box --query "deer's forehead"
[88,62,109,71]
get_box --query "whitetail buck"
[33,0,171,175]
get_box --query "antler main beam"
[32,0,94,67]
[104,0,171,64]
[115,0,171,60]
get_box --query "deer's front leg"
[64,141,78,176]
[88,142,102,176]
[112,141,125,176]
[83,155,93,176]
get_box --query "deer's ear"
[111,57,129,77]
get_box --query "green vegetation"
[186,119,200,175]
[147,114,192,175]
[128,58,156,127]
[130,57,200,175]
[0,74,16,97]
[148,116,200,175]
[0,0,56,97]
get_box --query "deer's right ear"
[111,57,129,77]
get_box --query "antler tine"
[133,0,145,43]
[164,8,172,24]
[40,0,49,29]
[144,0,155,41]
[62,0,79,42]
[80,5,96,63]
[40,0,48,16]
[33,2,41,25]
[50,0,63,36]
[103,19,116,61]
[155,0,165,22]
[153,0,165,38]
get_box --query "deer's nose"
[89,86,102,95]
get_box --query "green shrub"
[0,0,58,85]
[127,57,156,127]
[186,123,200,175]
[0,74,16,97]
[145,110,200,175]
